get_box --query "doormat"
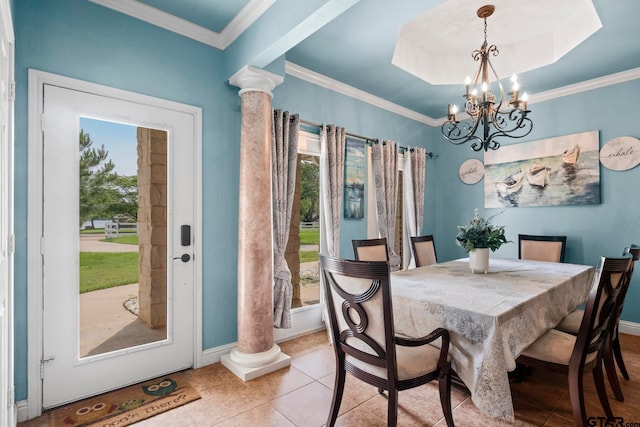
[49,373,200,427]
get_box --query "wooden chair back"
[571,256,632,369]
[518,234,567,263]
[352,237,389,262]
[410,235,437,267]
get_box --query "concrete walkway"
[80,234,138,252]
[79,235,164,357]
[80,283,166,357]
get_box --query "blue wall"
[12,0,640,405]
[432,79,640,322]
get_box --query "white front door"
[40,84,196,408]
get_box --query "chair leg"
[326,367,346,427]
[603,339,624,402]
[612,331,630,380]
[593,362,614,419]
[439,368,455,427]
[568,367,587,427]
[387,389,398,427]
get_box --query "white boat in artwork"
[495,169,525,198]
[562,144,581,165]
[527,163,549,188]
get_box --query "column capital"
[229,65,284,98]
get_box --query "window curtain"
[319,124,346,257]
[272,110,299,329]
[372,140,401,270]
[403,147,426,268]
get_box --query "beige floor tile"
[278,330,330,358]
[243,365,315,399]
[216,403,295,427]
[271,381,335,427]
[290,346,335,380]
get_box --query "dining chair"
[410,235,437,267]
[352,237,389,262]
[555,245,639,402]
[516,256,633,427]
[518,234,567,263]
[319,255,455,427]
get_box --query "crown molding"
[90,0,274,50]
[220,0,275,49]
[285,61,438,126]
[286,62,640,127]
[90,0,223,48]
[529,67,640,104]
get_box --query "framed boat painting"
[483,130,600,208]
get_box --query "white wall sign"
[600,136,640,171]
[459,159,484,184]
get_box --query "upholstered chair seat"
[519,328,597,366]
[347,342,445,381]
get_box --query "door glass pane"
[78,118,167,358]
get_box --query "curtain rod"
[298,118,437,159]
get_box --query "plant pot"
[469,248,489,274]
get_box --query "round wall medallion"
[600,136,640,171]
[459,159,484,184]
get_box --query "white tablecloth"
[391,257,594,420]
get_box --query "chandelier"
[441,5,533,151]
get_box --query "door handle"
[173,254,191,262]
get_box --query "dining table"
[390,257,595,420]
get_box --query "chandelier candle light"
[441,5,533,151]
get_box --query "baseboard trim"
[16,400,28,422]
[200,306,325,368]
[619,320,640,336]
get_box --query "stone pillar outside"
[221,66,291,381]
[137,128,167,328]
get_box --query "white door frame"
[27,69,202,418]
[0,0,13,425]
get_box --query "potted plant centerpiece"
[456,209,509,273]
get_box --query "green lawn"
[101,235,138,245]
[300,228,319,245]
[80,226,317,294]
[79,252,139,293]
[81,228,137,235]
[300,251,318,263]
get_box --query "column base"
[221,344,291,381]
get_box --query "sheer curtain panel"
[272,110,299,328]
[320,124,346,258]
[403,147,426,268]
[372,140,400,270]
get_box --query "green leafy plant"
[456,209,509,252]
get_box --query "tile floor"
[19,331,640,426]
